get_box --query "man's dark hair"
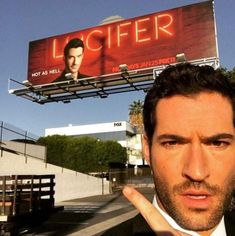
[143,63,235,143]
[64,38,84,57]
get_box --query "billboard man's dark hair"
[64,38,84,57]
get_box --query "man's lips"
[179,190,213,209]
[181,190,212,196]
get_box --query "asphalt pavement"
[23,187,154,236]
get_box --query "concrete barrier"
[0,149,110,203]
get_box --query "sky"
[0,0,234,137]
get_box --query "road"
[22,187,154,236]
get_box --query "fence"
[0,121,46,162]
[0,175,55,219]
[0,175,55,234]
[109,165,154,192]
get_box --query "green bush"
[37,135,127,173]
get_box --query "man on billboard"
[53,38,88,83]
[102,63,235,235]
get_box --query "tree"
[37,135,127,173]
[37,135,69,167]
[129,99,144,133]
[95,140,127,172]
[217,67,235,81]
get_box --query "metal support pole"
[24,131,27,163]
[0,121,3,157]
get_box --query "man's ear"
[142,134,151,165]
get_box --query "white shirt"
[152,196,227,236]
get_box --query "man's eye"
[212,141,223,146]
[161,141,178,147]
[206,140,230,148]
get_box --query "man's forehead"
[155,92,234,133]
[156,92,232,109]
[68,47,83,55]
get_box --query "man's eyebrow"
[201,133,235,142]
[156,133,235,143]
[156,134,189,142]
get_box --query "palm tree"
[217,67,235,81]
[128,100,144,133]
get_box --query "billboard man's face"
[64,47,84,78]
[143,92,235,234]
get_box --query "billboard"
[27,1,217,86]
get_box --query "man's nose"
[182,143,210,182]
[74,57,79,65]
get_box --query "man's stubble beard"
[151,167,234,232]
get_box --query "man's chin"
[70,71,78,75]
[69,68,79,73]
[171,204,222,232]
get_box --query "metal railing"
[0,121,46,162]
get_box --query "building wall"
[0,148,110,203]
[45,121,144,165]
[2,140,46,161]
[45,121,135,136]
[127,134,145,165]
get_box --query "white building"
[45,121,144,165]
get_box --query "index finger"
[123,186,185,236]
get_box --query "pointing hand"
[123,186,190,236]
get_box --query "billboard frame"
[9,57,219,104]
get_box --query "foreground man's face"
[144,92,235,235]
